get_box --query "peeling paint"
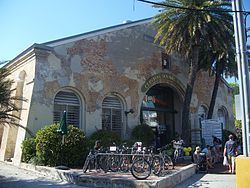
[88,77,103,93]
[70,55,83,73]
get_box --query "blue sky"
[0,0,158,61]
[0,0,249,62]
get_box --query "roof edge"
[43,17,153,47]
[4,43,53,68]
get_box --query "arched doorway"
[140,84,182,146]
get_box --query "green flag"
[57,111,67,135]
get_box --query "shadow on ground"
[208,163,230,174]
[0,176,80,188]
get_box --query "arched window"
[198,105,208,121]
[218,108,228,129]
[102,96,123,137]
[53,90,80,127]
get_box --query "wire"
[137,0,250,14]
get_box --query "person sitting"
[212,135,222,162]
[193,146,201,164]
[212,135,222,146]
[94,140,102,151]
[202,145,214,168]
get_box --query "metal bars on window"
[53,91,80,127]
[102,96,123,136]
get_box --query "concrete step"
[20,163,196,188]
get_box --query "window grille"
[102,96,123,136]
[53,91,80,127]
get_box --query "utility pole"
[232,0,250,156]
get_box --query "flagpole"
[62,135,65,145]
[232,0,250,156]
[56,111,69,170]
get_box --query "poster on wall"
[201,119,223,146]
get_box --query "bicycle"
[83,142,135,173]
[148,145,174,176]
[82,149,109,173]
[130,145,174,179]
[172,139,184,164]
[130,147,152,180]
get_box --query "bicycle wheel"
[130,159,151,180]
[109,155,120,172]
[120,155,131,172]
[98,155,109,172]
[163,154,174,170]
[151,156,162,176]
[83,158,90,173]
[173,149,178,163]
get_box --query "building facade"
[0,18,234,165]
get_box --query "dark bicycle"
[82,149,109,173]
[130,145,174,179]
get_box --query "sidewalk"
[175,163,236,188]
[0,161,84,188]
[1,160,236,188]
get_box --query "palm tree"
[207,48,237,119]
[153,0,233,142]
[0,68,33,136]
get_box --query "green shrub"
[35,124,87,168]
[21,137,36,163]
[131,124,154,146]
[88,130,121,149]
[62,126,88,167]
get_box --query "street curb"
[19,162,82,181]
[18,163,196,187]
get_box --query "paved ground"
[175,163,236,188]
[0,161,236,188]
[0,162,85,188]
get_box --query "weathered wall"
[0,21,234,165]
[0,51,36,164]
[192,71,234,131]
[27,22,233,137]
[30,23,189,136]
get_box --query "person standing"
[224,134,237,174]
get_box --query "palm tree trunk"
[207,63,224,119]
[181,47,199,144]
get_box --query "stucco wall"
[192,71,234,131]
[0,51,36,164]
[0,21,234,165]
[30,23,188,136]
[26,22,234,138]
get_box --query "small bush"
[62,126,87,167]
[88,130,121,149]
[131,124,154,146]
[35,124,87,168]
[21,137,36,163]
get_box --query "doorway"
[140,84,181,147]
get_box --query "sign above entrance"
[141,73,185,96]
